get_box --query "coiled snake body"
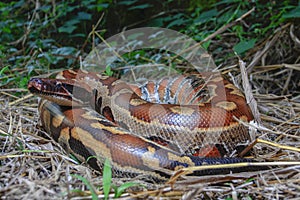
[28,69,257,180]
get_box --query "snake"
[28,69,259,180]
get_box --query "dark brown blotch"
[102,106,115,122]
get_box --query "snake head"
[28,77,92,106]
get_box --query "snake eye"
[33,78,43,85]
[54,82,62,91]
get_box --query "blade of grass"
[113,182,142,198]
[103,159,112,200]
[72,174,98,200]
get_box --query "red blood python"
[28,69,260,180]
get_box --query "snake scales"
[28,69,259,180]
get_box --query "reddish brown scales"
[28,69,258,179]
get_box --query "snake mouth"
[28,77,70,95]
[28,77,93,107]
[28,77,75,106]
[28,78,56,98]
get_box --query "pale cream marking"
[52,115,65,128]
[174,165,185,171]
[69,69,77,74]
[66,69,78,78]
[130,98,148,106]
[113,87,141,96]
[58,127,70,142]
[96,73,102,79]
[111,79,126,87]
[210,76,223,82]
[197,122,243,132]
[96,73,109,80]
[169,106,195,115]
[56,72,65,79]
[225,84,245,97]
[72,127,112,159]
[141,146,160,168]
[57,127,74,156]
[42,109,51,131]
[206,84,218,101]
[90,122,127,135]
[95,83,110,102]
[81,69,89,74]
[81,111,103,121]
[69,127,82,141]
[216,101,237,111]
[238,115,248,122]
[167,153,195,166]
[81,111,127,135]
[192,83,218,104]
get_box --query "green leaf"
[58,25,77,34]
[128,4,152,10]
[202,40,211,50]
[194,9,218,24]
[113,182,141,198]
[96,3,110,12]
[282,6,300,19]
[214,0,236,6]
[69,154,81,164]
[18,76,29,88]
[167,18,189,28]
[118,0,138,6]
[52,47,77,55]
[2,26,11,33]
[65,19,81,25]
[233,39,256,54]
[103,159,112,200]
[148,17,165,27]
[0,66,9,75]
[77,12,92,20]
[71,174,98,200]
[105,66,113,76]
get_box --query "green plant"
[0,66,31,89]
[1,0,298,85]
[102,159,112,200]
[102,159,142,199]
[71,174,98,200]
[0,0,111,87]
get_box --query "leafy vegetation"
[71,174,98,200]
[1,0,299,88]
[102,159,141,199]
[70,159,141,199]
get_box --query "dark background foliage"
[0,0,299,87]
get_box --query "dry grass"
[1,24,300,199]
